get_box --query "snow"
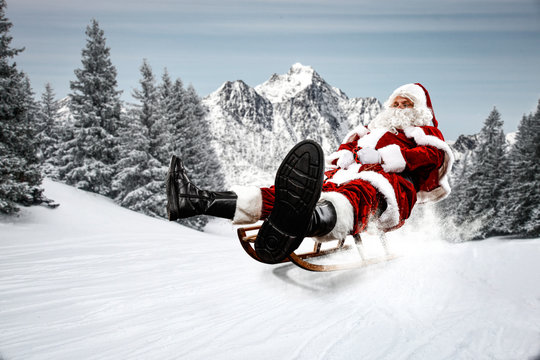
[255,63,320,104]
[1,180,540,360]
[201,64,381,188]
[506,131,517,146]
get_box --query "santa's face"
[390,96,414,109]
[368,96,432,132]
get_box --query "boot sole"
[166,155,180,221]
[255,140,324,264]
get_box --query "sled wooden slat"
[237,225,396,272]
[288,253,396,272]
[237,226,355,264]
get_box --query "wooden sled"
[237,225,396,272]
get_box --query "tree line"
[438,104,540,239]
[0,3,223,230]
[1,0,538,237]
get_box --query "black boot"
[255,140,326,264]
[305,200,337,237]
[166,155,237,221]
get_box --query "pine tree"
[0,0,45,213]
[500,102,540,236]
[47,97,76,181]
[155,69,176,165]
[157,76,225,230]
[59,19,122,196]
[178,84,225,230]
[36,83,61,174]
[113,60,166,217]
[437,146,484,242]
[132,60,159,153]
[460,108,507,238]
[160,78,203,229]
[183,84,223,191]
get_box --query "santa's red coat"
[259,124,454,235]
[323,124,454,232]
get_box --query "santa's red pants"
[259,180,382,235]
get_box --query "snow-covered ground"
[1,180,539,360]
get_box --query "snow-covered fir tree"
[36,83,61,174]
[450,108,507,238]
[438,135,477,221]
[58,19,123,196]
[498,102,540,236]
[154,70,176,164]
[113,60,166,217]
[132,60,160,156]
[47,98,76,181]
[0,0,45,213]
[161,78,225,230]
[184,84,224,188]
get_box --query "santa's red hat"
[384,83,438,127]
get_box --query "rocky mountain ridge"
[203,63,381,187]
[54,64,500,190]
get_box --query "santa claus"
[167,83,454,264]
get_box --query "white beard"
[368,107,433,133]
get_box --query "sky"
[6,0,540,140]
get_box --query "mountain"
[50,64,381,188]
[203,63,381,187]
[446,131,517,185]
[56,96,75,127]
[448,133,478,168]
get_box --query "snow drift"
[1,180,539,359]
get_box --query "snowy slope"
[1,180,540,360]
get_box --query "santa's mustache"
[368,107,432,132]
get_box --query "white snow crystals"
[255,62,323,104]
[1,180,540,359]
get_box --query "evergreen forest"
[1,1,538,237]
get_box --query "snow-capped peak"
[205,80,263,109]
[289,62,315,76]
[209,80,251,98]
[255,63,320,104]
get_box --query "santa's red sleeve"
[379,145,446,199]
[377,126,454,203]
[406,146,445,172]
[325,140,359,168]
[337,140,358,152]
[326,125,370,168]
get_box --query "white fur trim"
[231,185,262,224]
[403,126,455,203]
[382,83,434,125]
[379,144,406,173]
[325,151,339,169]
[384,83,427,109]
[357,171,401,229]
[328,163,362,185]
[342,125,369,144]
[314,192,354,242]
[327,170,401,230]
[326,150,356,171]
[357,128,386,149]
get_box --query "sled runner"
[237,225,396,272]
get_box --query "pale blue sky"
[7,0,540,139]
